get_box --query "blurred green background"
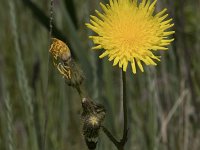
[0,0,200,150]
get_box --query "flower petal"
[99,51,109,58]
[136,59,144,72]
[113,57,120,66]
[123,61,128,71]
[92,45,102,50]
[131,59,136,74]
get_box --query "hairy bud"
[81,98,106,150]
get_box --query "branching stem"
[102,69,128,150]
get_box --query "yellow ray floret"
[86,0,175,74]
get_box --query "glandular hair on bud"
[64,59,84,87]
[81,98,106,150]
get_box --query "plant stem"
[101,126,120,148]
[102,69,128,150]
[43,1,54,150]
[75,85,84,99]
[120,69,128,148]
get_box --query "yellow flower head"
[86,0,174,74]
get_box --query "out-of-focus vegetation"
[0,0,200,150]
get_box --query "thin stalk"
[43,1,54,150]
[4,93,14,150]
[102,69,128,150]
[75,85,84,99]
[121,70,128,146]
[49,0,54,38]
[101,126,120,148]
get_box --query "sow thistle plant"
[49,0,174,149]
[86,0,174,149]
[86,0,174,73]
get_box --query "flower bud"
[81,98,106,150]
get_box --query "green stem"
[75,85,84,99]
[101,126,120,148]
[121,69,128,145]
[43,1,54,150]
[102,69,128,150]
